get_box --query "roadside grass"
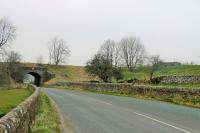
[0,88,32,118]
[31,93,60,133]
[53,86,200,109]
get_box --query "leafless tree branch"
[47,37,70,66]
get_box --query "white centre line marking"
[49,92,63,98]
[132,112,191,133]
[61,91,113,106]
[91,99,113,106]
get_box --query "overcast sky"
[0,0,200,65]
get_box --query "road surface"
[43,88,200,133]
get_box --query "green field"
[122,65,200,81]
[0,88,32,117]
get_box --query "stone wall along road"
[0,85,40,133]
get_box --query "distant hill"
[19,63,200,84]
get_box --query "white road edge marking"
[133,112,191,133]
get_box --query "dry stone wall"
[160,76,200,83]
[52,82,200,97]
[0,85,40,133]
[152,76,200,84]
[51,82,200,108]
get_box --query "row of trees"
[86,37,162,82]
[98,37,146,71]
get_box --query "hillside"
[45,65,92,84]
[21,63,200,84]
[123,65,200,81]
[45,64,200,84]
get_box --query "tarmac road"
[43,88,200,133]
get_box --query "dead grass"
[45,65,94,84]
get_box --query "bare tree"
[99,39,115,63]
[48,44,53,64]
[0,17,16,49]
[48,38,70,66]
[0,17,16,64]
[6,51,21,63]
[99,39,121,67]
[0,48,7,62]
[113,42,121,67]
[6,51,23,82]
[119,36,145,71]
[148,55,162,81]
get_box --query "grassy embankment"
[23,63,200,83]
[44,64,200,87]
[0,88,32,117]
[23,63,200,88]
[122,65,200,80]
[45,65,93,84]
[31,93,60,133]
[123,65,200,88]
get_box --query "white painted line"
[63,92,79,97]
[132,112,191,133]
[92,99,113,106]
[61,91,113,106]
[49,92,63,98]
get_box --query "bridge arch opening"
[26,72,41,86]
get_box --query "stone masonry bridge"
[22,66,54,86]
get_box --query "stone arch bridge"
[22,66,54,86]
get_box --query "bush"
[86,54,113,82]
[112,67,123,81]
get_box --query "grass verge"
[31,93,60,133]
[0,88,32,117]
